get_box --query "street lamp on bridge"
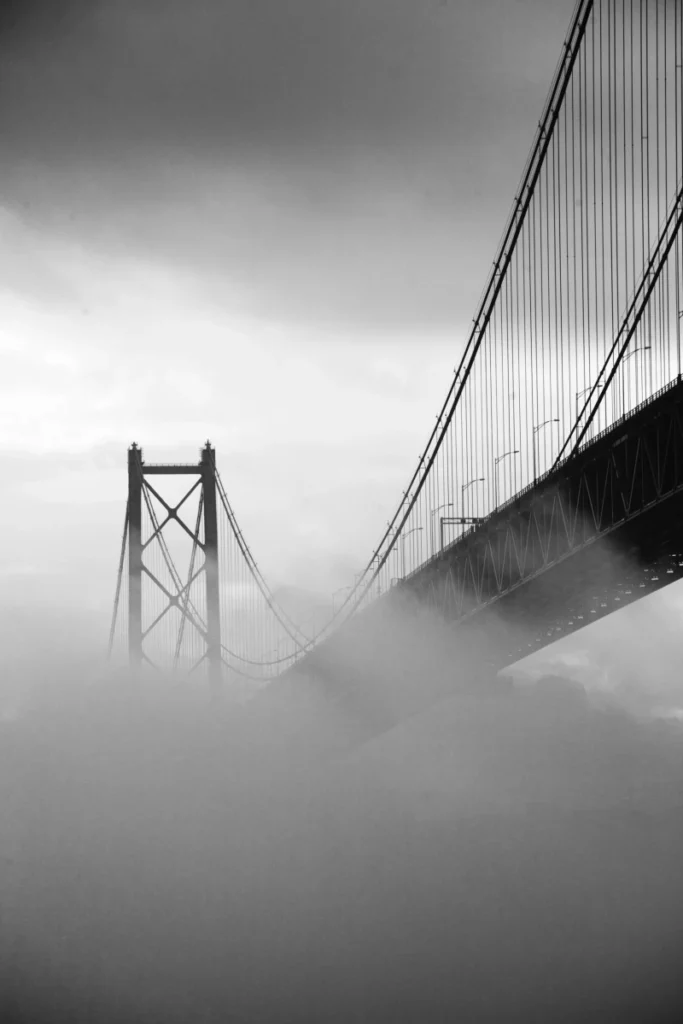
[432,477,485,550]
[493,450,519,509]
[623,344,651,362]
[575,384,603,441]
[462,477,485,515]
[430,503,453,556]
[575,386,592,414]
[432,479,485,552]
[621,344,651,417]
[400,526,423,578]
[532,419,559,482]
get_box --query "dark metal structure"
[126,442,222,688]
[440,517,483,552]
[401,377,683,667]
[109,441,314,686]
[109,0,683,701]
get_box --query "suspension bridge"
[109,0,683,706]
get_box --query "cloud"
[0,0,568,159]
[0,0,573,330]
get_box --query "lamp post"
[400,526,423,577]
[621,344,651,416]
[575,386,592,421]
[532,419,559,482]
[435,478,485,550]
[576,384,604,440]
[623,343,651,361]
[369,554,382,597]
[430,503,452,556]
[461,477,485,517]
[493,450,519,509]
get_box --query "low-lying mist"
[1,598,682,1023]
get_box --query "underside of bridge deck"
[276,380,683,740]
[403,376,683,669]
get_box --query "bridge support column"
[127,443,143,671]
[200,443,222,694]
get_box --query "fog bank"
[1,603,682,1022]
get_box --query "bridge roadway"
[267,378,683,742]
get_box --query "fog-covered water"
[1,604,682,1022]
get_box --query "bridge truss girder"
[405,378,683,667]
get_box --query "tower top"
[128,443,143,464]
[200,441,215,464]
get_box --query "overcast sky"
[1,0,651,630]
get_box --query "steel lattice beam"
[400,377,683,666]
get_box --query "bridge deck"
[282,378,683,737]
[401,375,683,663]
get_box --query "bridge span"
[278,377,683,736]
[108,0,683,721]
[405,375,683,665]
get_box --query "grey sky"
[1,0,635,631]
[0,0,570,328]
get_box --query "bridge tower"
[199,441,222,688]
[127,441,222,689]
